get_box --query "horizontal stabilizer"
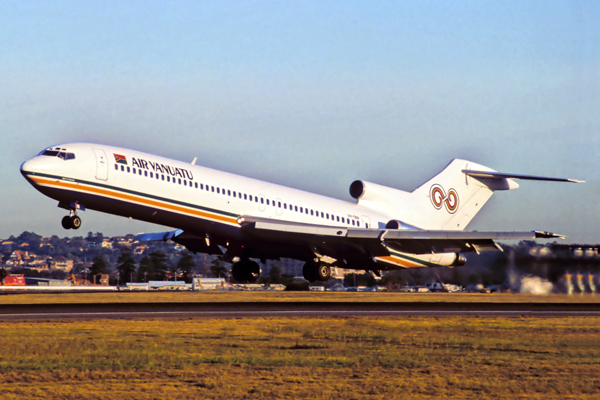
[463,170,583,183]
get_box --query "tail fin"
[405,159,513,230]
[353,159,580,231]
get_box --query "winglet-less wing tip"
[534,231,566,239]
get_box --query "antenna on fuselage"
[191,157,197,165]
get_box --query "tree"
[88,256,108,283]
[210,258,228,279]
[117,250,137,284]
[137,256,152,282]
[0,268,7,285]
[149,252,168,280]
[177,251,195,283]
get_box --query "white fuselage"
[21,143,390,232]
[21,143,463,269]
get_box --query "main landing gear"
[231,259,261,283]
[61,212,82,230]
[302,260,331,282]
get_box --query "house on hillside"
[133,245,148,255]
[48,256,74,272]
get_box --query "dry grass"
[2,291,600,305]
[0,316,599,399]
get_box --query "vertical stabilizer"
[390,159,517,230]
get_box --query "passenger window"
[244,194,247,200]
[133,168,136,174]
[184,180,187,186]
[211,186,214,192]
[310,210,313,216]
[144,171,148,177]
[261,198,264,204]
[337,216,340,222]
[295,206,298,212]
[114,165,118,170]
[167,176,170,182]
[284,204,287,210]
[342,217,345,223]
[278,202,281,208]
[255,196,258,202]
[127,167,130,173]
[326,213,329,219]
[266,199,269,205]
[121,165,124,171]
[216,188,220,194]
[228,190,231,196]
[194,182,198,188]
[150,172,153,178]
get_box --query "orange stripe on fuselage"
[375,256,425,268]
[30,176,239,225]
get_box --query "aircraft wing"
[237,215,564,255]
[134,215,564,265]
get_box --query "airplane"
[20,143,582,283]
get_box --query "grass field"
[1,292,599,398]
[1,290,600,305]
[0,314,599,398]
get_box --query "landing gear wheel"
[232,262,245,282]
[247,261,260,283]
[316,263,331,281]
[232,260,261,283]
[70,215,82,230]
[303,261,330,282]
[61,216,72,230]
[61,215,82,229]
[303,262,317,282]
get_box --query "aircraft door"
[361,215,371,229]
[258,195,266,212]
[93,148,108,181]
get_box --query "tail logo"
[430,184,459,214]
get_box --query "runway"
[1,301,600,320]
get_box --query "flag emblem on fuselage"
[114,154,128,165]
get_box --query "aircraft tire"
[61,216,72,230]
[247,261,260,283]
[302,261,318,282]
[231,262,245,283]
[316,263,331,281]
[70,215,82,230]
[232,260,261,283]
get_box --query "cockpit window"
[40,148,75,160]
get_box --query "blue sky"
[1,0,599,242]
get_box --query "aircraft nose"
[20,159,33,176]
[20,157,44,178]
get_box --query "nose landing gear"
[61,212,82,230]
